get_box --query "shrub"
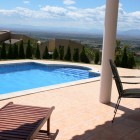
[127,52,135,69]
[13,44,18,59]
[26,40,32,59]
[35,44,40,59]
[94,50,100,64]
[1,42,7,59]
[73,48,79,62]
[43,46,49,59]
[19,40,25,59]
[80,47,90,63]
[59,45,64,60]
[121,46,128,68]
[115,40,121,52]
[53,47,59,59]
[84,46,95,62]
[114,51,121,67]
[64,46,71,61]
[7,44,14,59]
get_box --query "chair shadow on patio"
[0,119,59,140]
[71,102,140,140]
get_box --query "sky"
[0,0,140,32]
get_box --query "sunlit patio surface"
[0,61,139,140]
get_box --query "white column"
[99,0,119,103]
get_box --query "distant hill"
[118,29,140,38]
[0,24,103,35]
[0,24,140,39]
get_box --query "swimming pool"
[0,62,100,98]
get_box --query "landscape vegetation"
[0,28,139,69]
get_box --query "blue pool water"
[0,62,100,94]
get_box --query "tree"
[84,46,95,62]
[80,47,90,63]
[64,46,71,61]
[59,45,64,60]
[1,42,7,59]
[114,40,122,67]
[43,46,49,59]
[127,52,135,69]
[19,40,25,59]
[26,40,32,59]
[35,44,40,59]
[53,47,59,59]
[114,51,121,67]
[115,40,121,52]
[13,44,18,59]
[121,46,128,68]
[94,50,100,64]
[7,44,14,59]
[73,48,79,62]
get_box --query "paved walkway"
[0,61,139,140]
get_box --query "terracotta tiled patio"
[0,62,139,140]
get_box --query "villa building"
[0,30,22,45]
[48,38,82,54]
[36,38,83,58]
[0,30,83,58]
[0,30,11,42]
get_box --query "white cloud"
[0,9,15,16]
[67,6,77,10]
[41,5,67,15]
[0,4,140,31]
[117,4,140,30]
[23,0,30,4]
[63,0,76,5]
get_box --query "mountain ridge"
[0,24,140,39]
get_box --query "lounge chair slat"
[0,130,30,136]
[0,126,35,131]
[0,136,25,140]
[3,103,50,110]
[1,107,50,114]
[0,136,23,140]
[0,117,41,122]
[0,135,26,139]
[0,112,46,118]
[0,107,50,112]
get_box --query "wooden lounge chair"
[109,59,140,123]
[0,102,58,140]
